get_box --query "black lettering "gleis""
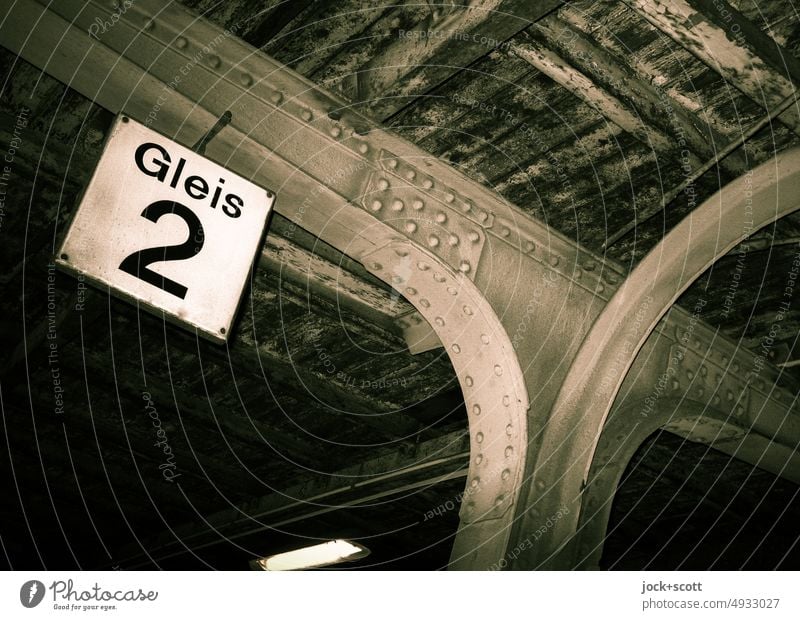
[135,142,243,218]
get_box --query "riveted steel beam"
[361,240,529,568]
[510,147,800,570]
[0,0,620,569]
[4,0,800,571]
[576,319,800,568]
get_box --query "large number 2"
[119,200,204,299]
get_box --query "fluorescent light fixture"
[250,539,370,571]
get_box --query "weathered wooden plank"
[625,0,800,136]
[351,0,565,121]
[387,50,535,144]
[527,13,749,173]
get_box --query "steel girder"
[1,0,798,570]
[514,148,800,569]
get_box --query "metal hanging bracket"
[192,110,233,155]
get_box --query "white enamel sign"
[56,115,274,342]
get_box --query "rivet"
[502,395,510,406]
[436,212,447,224]
[301,109,313,121]
[327,109,342,121]
[420,298,430,308]
[459,261,471,273]
[358,143,369,154]
[476,432,484,444]
[478,211,488,222]
[475,454,483,465]
[406,170,416,181]
[387,159,398,169]
[270,92,283,104]
[775,391,782,401]
[697,387,704,397]
[405,222,417,233]
[405,287,417,296]
[736,404,745,415]
[495,495,505,506]
[448,234,459,246]
[452,344,461,354]
[686,370,694,380]
[207,55,221,69]
[473,404,481,416]
[370,200,382,211]
[392,199,404,211]
[525,241,535,253]
[501,469,511,480]
[447,286,458,296]
[501,227,510,237]
[422,179,433,189]
[392,276,403,284]
[462,202,473,213]
[434,316,445,327]
[549,255,559,267]
[605,272,618,285]
[727,390,734,401]
[671,379,680,390]
[481,334,490,345]
[535,479,546,490]
[597,283,605,293]
[494,364,503,376]
[428,235,440,248]
[733,362,740,372]
[395,247,408,258]
[433,273,446,283]
[721,355,728,365]
[445,192,455,203]
[584,260,596,271]
[175,36,188,49]
[505,446,514,458]
[417,261,429,271]
[713,394,721,405]
[330,126,341,138]
[700,365,708,377]
[471,477,480,488]
[371,262,382,271]
[377,178,390,190]
[468,231,480,243]
[505,424,513,436]
[465,375,474,387]
[412,199,424,210]
[240,72,253,86]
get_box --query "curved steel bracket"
[361,240,529,569]
[510,147,800,569]
[574,397,731,568]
